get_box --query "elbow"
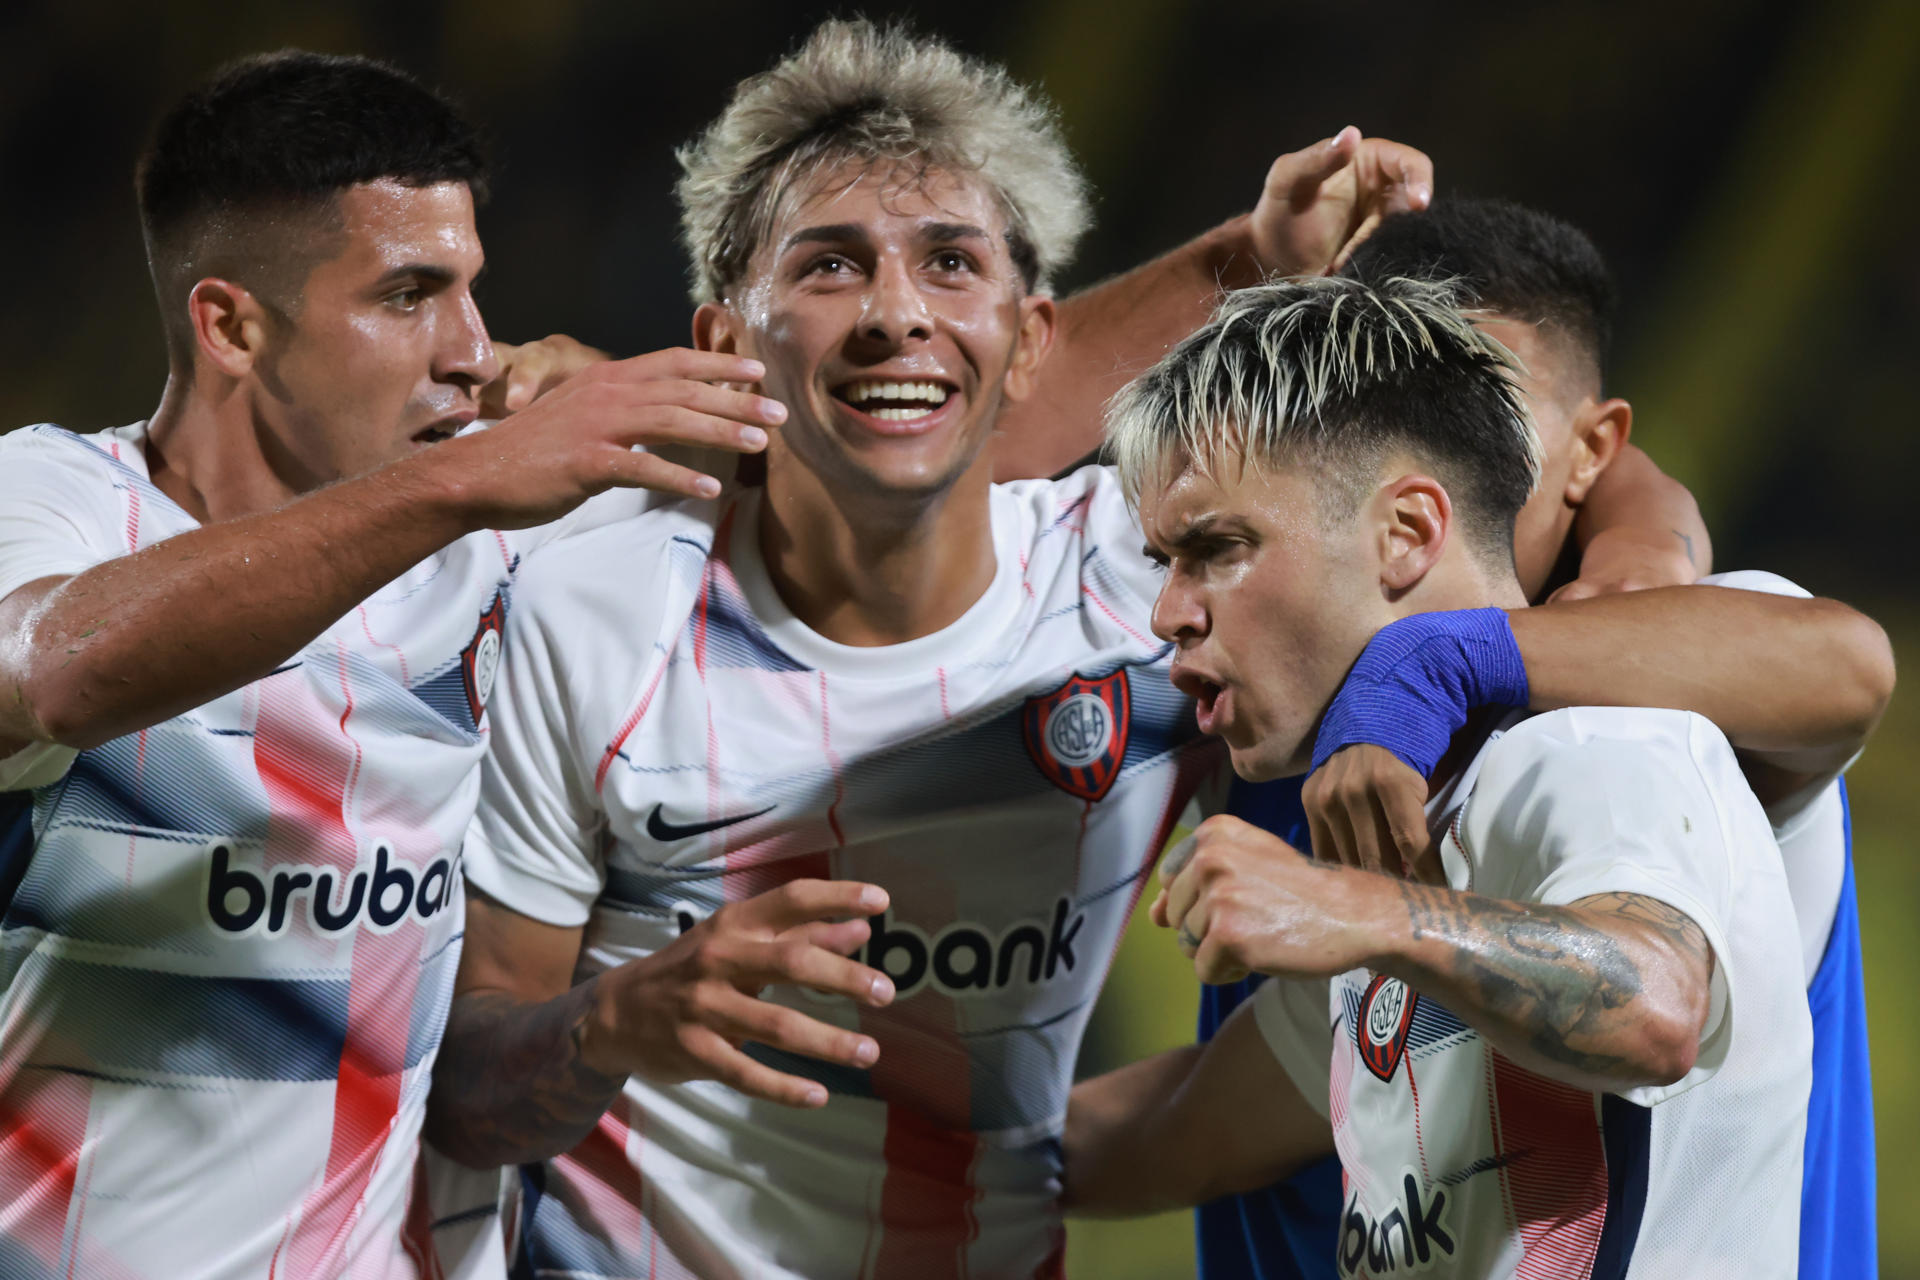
[20,670,117,752]
[1843,610,1897,738]
[1817,601,1897,744]
[1625,975,1710,1089]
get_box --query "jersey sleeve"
[1250,976,1334,1120]
[1461,708,1755,1106]
[464,553,611,928]
[0,428,131,791]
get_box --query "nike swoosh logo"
[644,803,776,842]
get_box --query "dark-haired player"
[0,50,786,1278]
[1074,200,1889,1279]
[1074,273,1824,1278]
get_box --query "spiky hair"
[1107,275,1543,563]
[674,18,1090,304]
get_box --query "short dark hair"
[1109,275,1541,567]
[1342,197,1616,390]
[136,50,488,363]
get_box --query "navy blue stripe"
[0,789,34,920]
[1592,1093,1652,1278]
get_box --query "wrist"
[382,437,499,537]
[1336,866,1419,975]
[1205,212,1273,290]
[575,973,632,1083]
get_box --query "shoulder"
[0,423,135,483]
[996,465,1160,602]
[511,493,719,625]
[1463,707,1751,880]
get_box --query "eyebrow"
[781,220,993,253]
[370,262,459,290]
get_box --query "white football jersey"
[1262,706,1810,1279]
[465,466,1217,1279]
[0,423,647,1279]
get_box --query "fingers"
[732,935,893,1007]
[1158,832,1198,888]
[1363,140,1435,215]
[732,879,890,934]
[677,1024,832,1109]
[1379,774,1436,882]
[592,447,730,501]
[788,917,872,956]
[620,347,766,387]
[1149,886,1171,929]
[1270,125,1361,210]
[706,985,881,1070]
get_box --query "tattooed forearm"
[425,980,630,1168]
[1386,883,1712,1091]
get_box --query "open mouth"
[1173,664,1230,736]
[410,415,473,446]
[831,378,954,425]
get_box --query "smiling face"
[242,178,498,487]
[1141,454,1392,781]
[697,161,1054,509]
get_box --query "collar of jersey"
[726,486,1025,681]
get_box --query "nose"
[856,256,933,349]
[1149,573,1208,646]
[436,286,499,393]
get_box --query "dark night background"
[4,1,1916,1271]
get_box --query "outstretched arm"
[0,349,779,758]
[1064,1000,1332,1218]
[427,880,894,1169]
[994,128,1433,481]
[1305,586,1894,876]
[1157,817,1714,1094]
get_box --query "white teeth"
[840,379,951,409]
[869,406,936,422]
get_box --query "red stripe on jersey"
[121,476,142,554]
[253,646,421,1279]
[595,656,674,794]
[869,1105,982,1280]
[0,1073,88,1272]
[357,606,413,687]
[1080,583,1154,649]
[1490,1052,1608,1279]
[491,530,512,570]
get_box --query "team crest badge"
[460,591,506,726]
[1021,671,1131,802]
[1358,974,1417,1083]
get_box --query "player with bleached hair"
[1071,274,1824,1278]
[424,20,1887,1280]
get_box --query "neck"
[144,368,307,524]
[1389,545,1530,620]
[757,448,999,647]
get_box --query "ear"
[1374,473,1452,595]
[186,278,271,379]
[1561,396,1632,505]
[1001,294,1058,403]
[692,300,737,355]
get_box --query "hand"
[1548,526,1700,603]
[584,879,895,1108]
[429,346,786,528]
[1248,126,1434,278]
[480,333,612,418]
[1303,744,1444,883]
[1150,816,1372,984]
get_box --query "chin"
[1227,737,1312,783]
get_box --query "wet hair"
[136,50,488,365]
[1342,196,1616,392]
[674,18,1089,304]
[1107,275,1541,566]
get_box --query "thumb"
[1269,125,1360,208]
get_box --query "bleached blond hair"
[674,18,1090,304]
[1108,275,1543,562]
